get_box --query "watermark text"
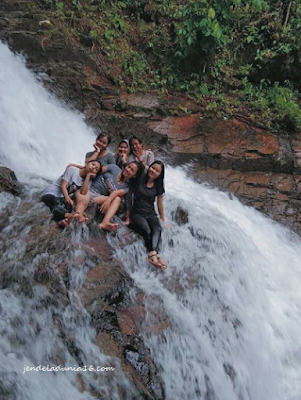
[23,365,115,374]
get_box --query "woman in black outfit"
[127,160,167,270]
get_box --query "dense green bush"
[38,0,301,132]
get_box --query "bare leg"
[99,197,121,232]
[75,191,90,222]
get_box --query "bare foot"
[99,221,119,232]
[65,211,80,223]
[156,254,167,270]
[73,212,89,223]
[58,218,70,228]
[148,251,167,270]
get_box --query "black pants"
[130,213,162,253]
[41,194,73,222]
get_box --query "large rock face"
[1,0,301,234]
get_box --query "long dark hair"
[121,161,144,183]
[146,160,165,195]
[129,136,143,155]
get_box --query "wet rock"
[223,363,236,383]
[173,206,189,226]
[0,166,22,195]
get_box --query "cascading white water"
[1,41,301,400]
[0,42,96,183]
[111,169,301,400]
[0,42,137,400]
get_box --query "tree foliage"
[38,0,301,132]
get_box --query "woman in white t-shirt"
[41,160,101,227]
[128,136,154,170]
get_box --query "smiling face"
[131,139,143,154]
[148,163,162,181]
[118,142,129,155]
[123,162,139,179]
[95,136,109,151]
[87,161,101,174]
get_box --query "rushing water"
[1,41,301,400]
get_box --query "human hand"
[86,172,96,179]
[100,199,111,213]
[93,143,101,152]
[162,220,170,229]
[123,216,130,226]
[66,196,74,207]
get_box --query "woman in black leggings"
[128,160,167,270]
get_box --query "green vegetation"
[38,0,301,132]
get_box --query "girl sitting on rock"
[75,162,142,231]
[126,160,167,270]
[41,160,101,228]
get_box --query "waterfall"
[111,169,301,400]
[0,42,95,183]
[1,41,301,400]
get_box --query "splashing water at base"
[1,41,301,400]
[110,166,301,400]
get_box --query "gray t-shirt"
[103,164,129,194]
[42,166,84,198]
[85,151,115,166]
[89,164,129,196]
[128,149,154,168]
[89,175,108,196]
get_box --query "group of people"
[41,134,167,270]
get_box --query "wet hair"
[129,136,143,155]
[122,161,143,184]
[86,159,102,176]
[146,160,165,195]
[96,133,111,145]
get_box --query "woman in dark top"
[127,160,167,270]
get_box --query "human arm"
[157,194,165,222]
[135,150,154,170]
[61,180,74,207]
[85,145,102,163]
[99,189,126,213]
[80,173,95,195]
[124,190,132,225]
[80,165,107,195]
[67,163,84,169]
